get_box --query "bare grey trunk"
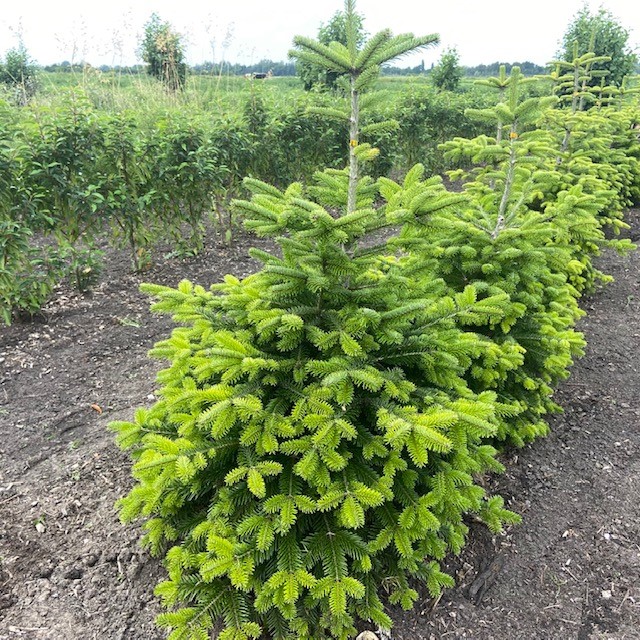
[559,66,583,158]
[496,87,506,144]
[492,128,518,239]
[347,75,360,214]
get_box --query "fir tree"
[382,166,587,444]
[289,0,439,213]
[293,8,366,91]
[113,3,520,638]
[539,56,638,267]
[382,61,639,447]
[473,65,535,143]
[112,5,640,638]
[550,45,611,114]
[114,171,518,639]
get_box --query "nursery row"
[0,85,488,324]
[112,33,640,640]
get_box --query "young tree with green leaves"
[559,5,637,88]
[140,13,187,91]
[431,47,462,92]
[0,43,37,104]
[98,113,156,272]
[16,92,106,291]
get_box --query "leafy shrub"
[15,92,107,284]
[0,218,67,323]
[153,113,230,255]
[393,87,490,172]
[97,113,158,270]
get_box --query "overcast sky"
[0,0,638,68]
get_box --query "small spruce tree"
[541,57,638,253]
[383,63,636,447]
[294,8,366,91]
[382,166,587,445]
[289,0,439,213]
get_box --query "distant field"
[33,70,308,113]
[32,69,467,114]
[29,69,568,118]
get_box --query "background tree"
[559,5,637,87]
[431,47,462,91]
[139,13,186,91]
[293,8,366,91]
[0,43,37,104]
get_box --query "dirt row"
[1,217,639,639]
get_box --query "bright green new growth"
[112,5,640,639]
[294,7,366,91]
[471,65,537,142]
[113,171,519,639]
[549,45,612,114]
[112,4,523,639]
[382,61,638,448]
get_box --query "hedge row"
[0,86,488,323]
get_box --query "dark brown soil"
[1,216,639,640]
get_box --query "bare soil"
[1,216,639,640]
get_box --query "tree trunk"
[347,75,360,214]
